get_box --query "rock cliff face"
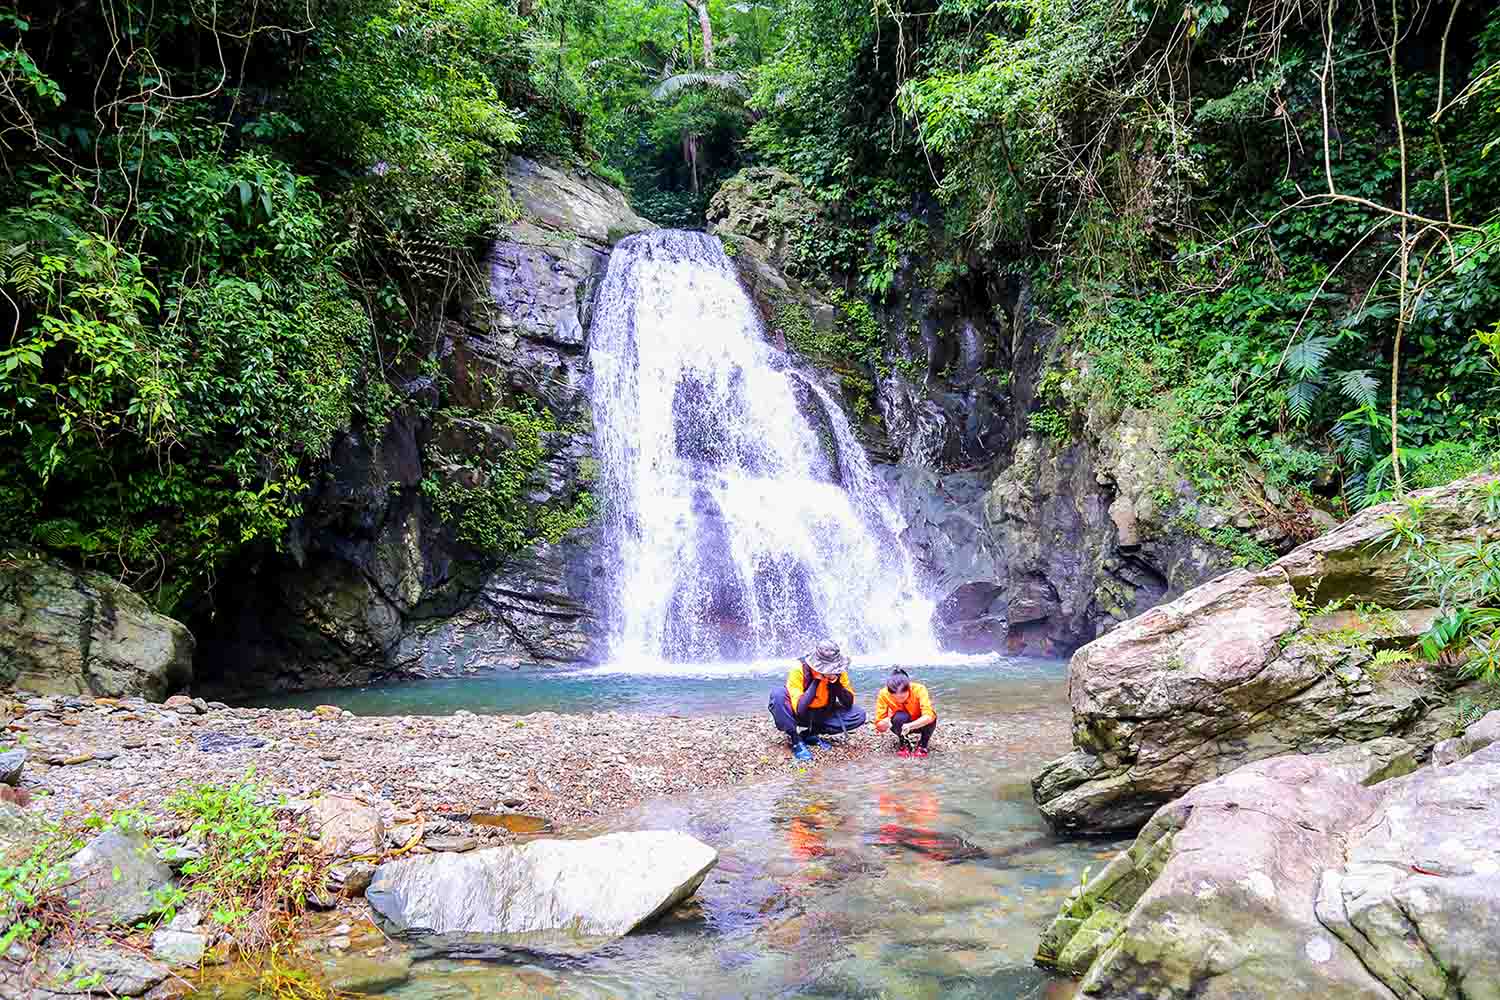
[191,158,650,697]
[1033,473,1497,834]
[0,551,193,699]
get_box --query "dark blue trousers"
[768,689,867,743]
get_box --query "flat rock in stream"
[366,830,718,953]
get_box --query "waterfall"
[587,229,936,663]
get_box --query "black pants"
[890,710,936,748]
[768,689,868,742]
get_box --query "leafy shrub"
[165,774,319,953]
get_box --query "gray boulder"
[0,748,23,786]
[1039,737,1499,1000]
[63,829,175,926]
[150,928,207,967]
[1034,474,1497,834]
[0,551,193,700]
[1317,739,1500,998]
[367,830,718,952]
[305,794,384,859]
[44,942,169,996]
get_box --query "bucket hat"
[805,639,850,673]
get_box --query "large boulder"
[366,830,718,953]
[62,829,176,926]
[1038,729,1500,1000]
[0,551,193,700]
[1033,474,1497,833]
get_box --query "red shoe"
[913,747,929,758]
[896,747,911,758]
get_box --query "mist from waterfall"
[587,229,937,663]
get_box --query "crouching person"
[874,668,936,757]
[768,639,867,762]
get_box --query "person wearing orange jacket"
[873,668,936,757]
[768,639,867,763]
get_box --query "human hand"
[874,718,890,733]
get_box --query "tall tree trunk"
[679,1,711,193]
[696,2,714,67]
[1387,0,1407,496]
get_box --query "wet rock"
[981,410,1230,658]
[366,830,718,950]
[0,749,24,786]
[0,551,193,700]
[1033,474,1496,834]
[423,835,478,853]
[503,156,650,247]
[63,829,175,925]
[306,794,384,858]
[328,860,377,898]
[1040,738,1500,1000]
[707,167,819,269]
[150,928,206,967]
[44,942,170,996]
[323,953,413,994]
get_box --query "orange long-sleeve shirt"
[786,664,852,710]
[874,682,936,725]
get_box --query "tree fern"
[652,71,749,101]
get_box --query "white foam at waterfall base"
[588,230,939,663]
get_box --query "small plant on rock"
[166,773,321,953]
[0,828,80,952]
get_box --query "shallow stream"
[241,660,1114,1000]
[247,655,1067,718]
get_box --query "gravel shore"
[6,693,1069,839]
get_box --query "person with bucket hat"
[768,639,867,762]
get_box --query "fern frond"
[1287,379,1319,421]
[1371,648,1415,668]
[31,518,87,549]
[1285,335,1334,379]
[652,71,750,101]
[1336,368,1378,408]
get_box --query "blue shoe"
[811,738,834,750]
[791,742,813,763]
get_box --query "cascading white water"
[588,229,937,662]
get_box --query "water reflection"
[386,741,1117,1000]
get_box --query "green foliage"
[0,826,79,952]
[422,399,594,552]
[0,0,587,608]
[1027,367,1075,445]
[165,773,317,952]
[1383,481,1500,686]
